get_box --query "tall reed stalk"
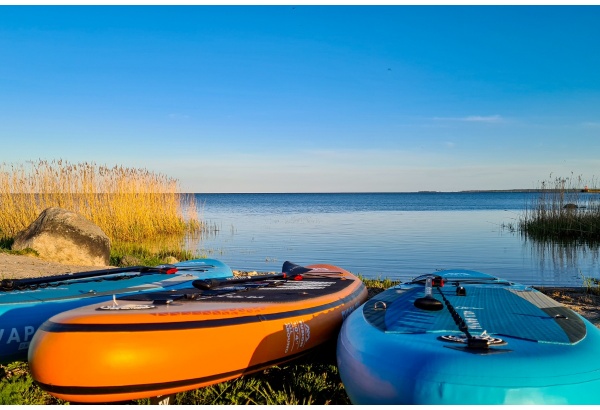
[519,174,600,241]
[0,159,202,243]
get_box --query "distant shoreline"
[190,190,587,194]
[458,189,584,193]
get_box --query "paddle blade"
[192,279,221,290]
[281,261,312,277]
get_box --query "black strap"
[436,287,493,349]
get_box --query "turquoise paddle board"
[337,269,600,404]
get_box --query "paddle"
[0,264,179,291]
[192,261,311,290]
[413,276,443,311]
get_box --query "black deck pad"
[118,278,354,304]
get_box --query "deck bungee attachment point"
[439,331,506,347]
[98,294,160,311]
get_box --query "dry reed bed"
[0,159,201,243]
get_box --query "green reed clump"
[519,174,600,241]
[360,275,401,290]
[581,271,600,296]
[109,237,201,267]
[0,159,202,243]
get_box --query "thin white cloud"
[581,121,600,128]
[463,115,503,123]
[433,115,504,123]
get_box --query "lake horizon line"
[189,189,584,195]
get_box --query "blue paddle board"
[337,269,600,404]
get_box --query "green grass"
[359,275,401,290]
[581,271,600,296]
[0,361,65,405]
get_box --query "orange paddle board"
[28,262,367,403]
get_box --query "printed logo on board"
[0,326,35,346]
[263,281,335,291]
[341,301,360,321]
[443,272,472,277]
[284,321,311,353]
[462,310,482,330]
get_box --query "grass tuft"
[581,271,600,296]
[0,362,64,405]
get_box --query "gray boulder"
[12,207,111,266]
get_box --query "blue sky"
[1,5,599,193]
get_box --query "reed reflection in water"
[526,237,600,285]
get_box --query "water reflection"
[525,236,600,283]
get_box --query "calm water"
[191,193,600,287]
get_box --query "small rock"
[163,256,179,265]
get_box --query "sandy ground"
[533,286,600,327]
[0,252,115,280]
[2,252,599,328]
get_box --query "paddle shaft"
[1,265,178,291]
[193,272,299,290]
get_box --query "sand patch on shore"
[0,252,114,280]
